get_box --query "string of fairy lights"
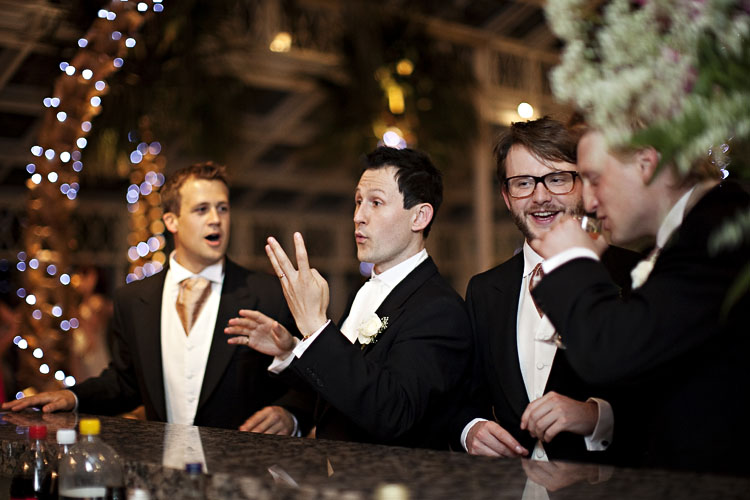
[124,128,167,284]
[11,0,164,397]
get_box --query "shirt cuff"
[584,397,613,451]
[461,418,488,451]
[291,319,331,358]
[267,337,301,374]
[542,247,600,274]
[290,413,300,437]
[268,320,332,373]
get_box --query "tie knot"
[181,276,209,289]
[529,263,544,291]
[176,276,212,335]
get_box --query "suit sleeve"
[447,276,494,450]
[290,292,471,441]
[532,214,749,386]
[71,288,143,414]
[260,275,316,434]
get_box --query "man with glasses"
[452,117,639,465]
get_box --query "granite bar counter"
[0,411,748,499]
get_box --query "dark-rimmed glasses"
[504,171,579,199]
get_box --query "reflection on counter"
[162,424,207,472]
[1,411,749,500]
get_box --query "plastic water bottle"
[47,429,77,500]
[9,424,55,500]
[58,418,126,500]
[184,463,207,500]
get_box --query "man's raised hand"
[225,309,295,358]
[265,233,329,336]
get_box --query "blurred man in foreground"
[531,129,750,473]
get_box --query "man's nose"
[531,180,552,203]
[583,183,598,213]
[208,207,221,224]
[353,204,366,223]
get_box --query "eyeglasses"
[504,171,579,199]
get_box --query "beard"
[511,200,585,241]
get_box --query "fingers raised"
[265,237,295,278]
[293,232,311,273]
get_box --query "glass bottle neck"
[29,438,47,450]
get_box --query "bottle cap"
[56,428,76,445]
[79,418,101,435]
[185,462,203,474]
[28,425,47,440]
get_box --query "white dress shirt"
[161,253,224,425]
[268,249,429,373]
[462,242,613,460]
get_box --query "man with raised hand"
[226,147,472,449]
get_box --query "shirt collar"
[656,185,696,249]
[371,248,429,289]
[522,240,543,277]
[168,251,224,284]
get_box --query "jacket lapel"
[197,259,250,410]
[360,257,439,352]
[318,257,437,425]
[337,289,359,326]
[134,272,168,421]
[489,253,530,418]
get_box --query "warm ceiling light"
[517,102,534,119]
[387,84,405,114]
[396,59,414,76]
[269,32,292,53]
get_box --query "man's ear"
[411,203,434,232]
[637,147,661,184]
[163,212,178,234]
[501,185,512,211]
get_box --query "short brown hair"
[161,162,229,215]
[494,116,578,183]
[362,147,442,238]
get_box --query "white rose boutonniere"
[630,248,661,289]
[357,313,389,349]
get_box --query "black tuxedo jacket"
[452,246,640,463]
[532,181,750,473]
[288,257,473,449]
[72,258,299,429]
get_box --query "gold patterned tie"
[176,277,211,335]
[529,263,545,317]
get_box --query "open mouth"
[530,210,560,225]
[205,233,221,243]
